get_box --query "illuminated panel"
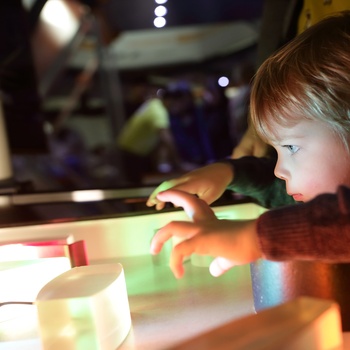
[0,258,72,341]
[0,240,88,267]
[0,238,88,341]
[0,203,266,262]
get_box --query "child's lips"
[291,193,303,201]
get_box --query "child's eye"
[283,145,300,154]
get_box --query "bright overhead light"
[154,5,167,17]
[154,17,166,28]
[155,0,168,4]
[218,76,229,87]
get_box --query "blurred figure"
[227,62,255,148]
[169,82,217,166]
[200,78,232,160]
[122,76,154,119]
[116,85,190,184]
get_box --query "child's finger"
[170,250,187,279]
[157,189,216,222]
[150,221,195,255]
[146,179,185,207]
[170,239,198,279]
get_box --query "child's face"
[270,120,350,202]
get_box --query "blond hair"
[250,10,350,151]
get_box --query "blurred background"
[0,0,265,193]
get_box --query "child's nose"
[274,160,288,180]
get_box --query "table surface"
[118,255,255,349]
[1,255,350,349]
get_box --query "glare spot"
[218,76,229,87]
[41,0,79,44]
[155,0,168,4]
[154,17,166,28]
[224,87,239,99]
[72,190,104,202]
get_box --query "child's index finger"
[156,189,216,222]
[146,179,183,207]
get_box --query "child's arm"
[257,185,350,262]
[147,156,294,210]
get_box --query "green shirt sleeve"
[219,156,296,209]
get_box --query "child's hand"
[146,162,233,210]
[231,124,271,159]
[150,189,262,278]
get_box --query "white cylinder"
[36,263,132,350]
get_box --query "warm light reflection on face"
[269,120,350,202]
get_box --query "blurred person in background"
[117,85,192,185]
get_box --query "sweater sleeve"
[219,156,295,208]
[257,185,350,262]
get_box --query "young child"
[147,11,350,279]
